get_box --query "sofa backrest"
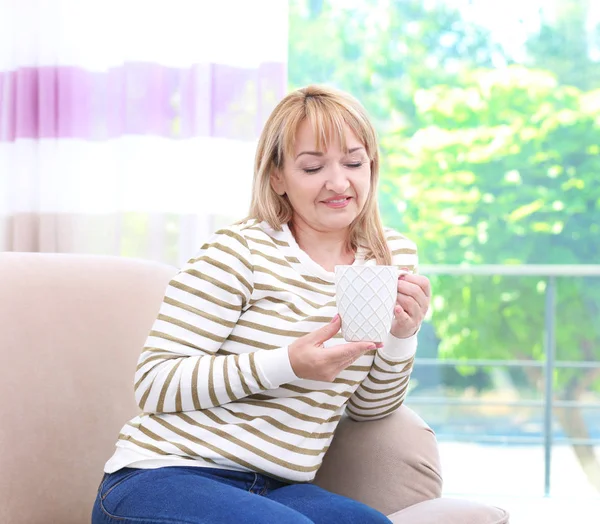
[0,253,176,524]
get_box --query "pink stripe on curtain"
[0,61,286,142]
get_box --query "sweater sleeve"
[346,233,419,421]
[134,227,298,414]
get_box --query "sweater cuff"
[379,332,418,361]
[254,346,299,389]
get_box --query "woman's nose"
[324,167,350,194]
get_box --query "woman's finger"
[397,278,429,312]
[309,314,342,345]
[394,304,412,323]
[329,341,381,365]
[336,350,370,374]
[400,273,431,298]
[398,289,429,318]
[396,295,420,320]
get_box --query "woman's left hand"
[390,271,431,339]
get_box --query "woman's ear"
[270,169,286,196]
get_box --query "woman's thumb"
[310,314,341,344]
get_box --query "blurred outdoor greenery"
[288,0,600,493]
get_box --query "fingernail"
[330,314,340,324]
[368,344,377,350]
[399,274,406,280]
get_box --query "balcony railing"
[414,265,600,496]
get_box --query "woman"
[92,85,431,524]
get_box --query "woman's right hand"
[288,315,382,382]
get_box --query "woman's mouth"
[321,197,352,209]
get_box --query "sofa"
[0,252,509,523]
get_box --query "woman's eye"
[345,162,364,168]
[303,166,323,174]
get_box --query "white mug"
[334,265,398,343]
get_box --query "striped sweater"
[105,220,419,483]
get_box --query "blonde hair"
[247,85,391,265]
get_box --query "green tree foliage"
[383,66,600,364]
[288,0,501,131]
[525,0,600,90]
[383,65,600,491]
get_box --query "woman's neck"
[289,219,355,272]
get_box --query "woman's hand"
[390,271,431,339]
[288,315,381,382]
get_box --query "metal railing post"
[543,276,557,497]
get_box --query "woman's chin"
[317,215,357,232]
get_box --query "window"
[289,0,600,499]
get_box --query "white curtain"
[0,0,288,266]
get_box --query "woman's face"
[271,119,372,234]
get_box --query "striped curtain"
[0,0,287,265]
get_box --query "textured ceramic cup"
[334,265,398,343]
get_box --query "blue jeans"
[91,466,392,523]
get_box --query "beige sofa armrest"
[314,405,443,516]
[388,498,509,524]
